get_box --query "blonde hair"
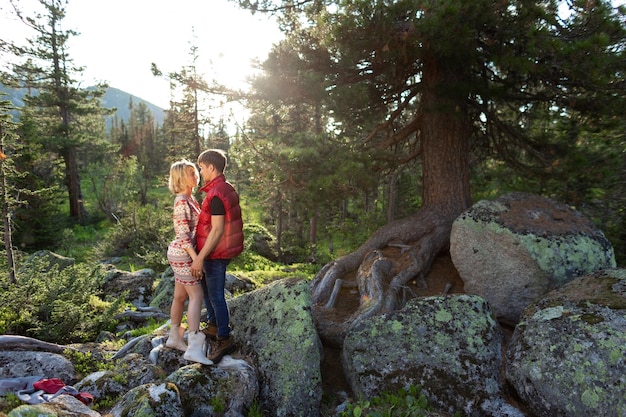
[168,159,199,194]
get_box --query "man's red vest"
[196,174,244,259]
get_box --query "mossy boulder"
[109,382,183,417]
[7,394,99,417]
[75,353,165,402]
[166,362,258,417]
[450,192,616,325]
[506,269,626,417]
[342,294,512,416]
[102,268,156,307]
[149,267,176,312]
[229,277,322,417]
[20,250,75,272]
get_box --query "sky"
[0,0,283,110]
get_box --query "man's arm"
[191,214,225,277]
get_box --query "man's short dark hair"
[198,149,227,173]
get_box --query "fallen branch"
[115,310,168,323]
[0,335,78,354]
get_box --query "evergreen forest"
[1,0,626,342]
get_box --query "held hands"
[191,258,204,281]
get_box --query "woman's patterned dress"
[167,194,201,285]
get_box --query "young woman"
[166,159,212,365]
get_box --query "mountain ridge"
[0,84,165,128]
[101,86,165,127]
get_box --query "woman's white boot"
[165,324,187,352]
[184,331,213,365]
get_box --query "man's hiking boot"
[209,336,235,364]
[200,321,218,341]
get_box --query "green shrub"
[0,393,22,414]
[56,222,111,263]
[97,202,171,270]
[64,349,115,377]
[0,259,126,344]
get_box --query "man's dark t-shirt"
[210,196,225,216]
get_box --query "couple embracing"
[165,149,244,365]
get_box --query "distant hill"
[101,87,165,128]
[0,84,28,109]
[0,84,165,129]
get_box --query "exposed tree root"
[311,205,458,347]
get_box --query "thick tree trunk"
[387,169,399,223]
[0,140,16,285]
[419,51,472,213]
[310,53,472,344]
[63,147,88,224]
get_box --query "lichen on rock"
[506,269,626,417]
[342,294,505,415]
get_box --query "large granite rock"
[0,351,75,385]
[166,361,258,417]
[109,382,184,417]
[506,268,626,417]
[229,277,323,417]
[102,268,156,307]
[450,192,616,324]
[342,294,521,417]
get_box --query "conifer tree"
[9,0,110,225]
[0,95,20,284]
[152,32,211,161]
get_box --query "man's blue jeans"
[201,258,231,338]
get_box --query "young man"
[191,149,244,364]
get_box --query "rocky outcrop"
[3,278,320,417]
[506,269,626,417]
[4,269,625,416]
[450,192,616,325]
[75,353,166,401]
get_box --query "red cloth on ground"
[33,378,66,394]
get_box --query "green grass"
[55,221,113,263]
[340,385,457,417]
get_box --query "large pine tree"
[234,0,626,320]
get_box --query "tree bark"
[387,169,399,223]
[0,138,16,285]
[63,147,88,224]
